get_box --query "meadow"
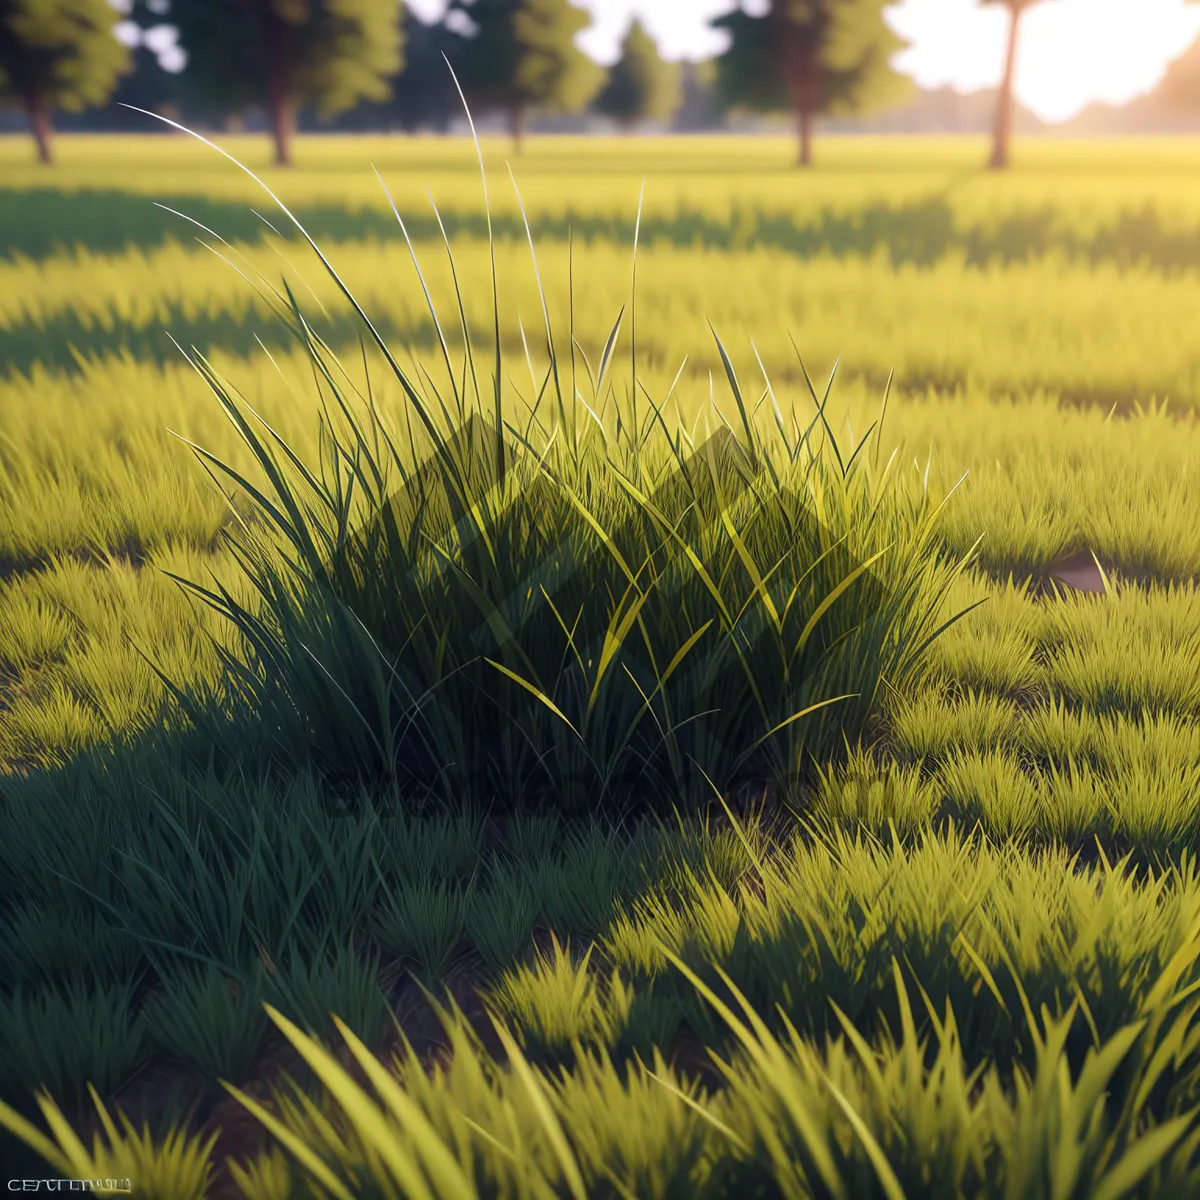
[2,132,1200,1198]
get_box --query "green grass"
[3,132,1200,1196]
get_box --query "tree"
[711,0,910,168]
[386,8,460,133]
[445,0,604,151]
[674,57,721,131]
[981,0,1044,170]
[169,0,404,166]
[1156,33,1200,117]
[309,12,460,134]
[593,16,681,130]
[0,0,131,164]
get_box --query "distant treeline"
[4,1,1200,170]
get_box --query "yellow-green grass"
[4,134,1200,1193]
[9,235,1200,413]
[5,133,1200,216]
[7,136,1200,407]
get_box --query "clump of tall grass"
[145,110,977,819]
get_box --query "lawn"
[2,132,1200,1199]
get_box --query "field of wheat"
[2,132,1200,1199]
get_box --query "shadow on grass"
[5,187,1200,275]
[0,303,1178,419]
[0,303,444,377]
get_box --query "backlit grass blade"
[485,658,584,742]
[789,336,845,477]
[874,368,894,470]
[731,694,860,773]
[442,57,505,482]
[488,1018,588,1200]
[222,1083,360,1200]
[710,324,757,468]
[595,305,627,402]
[426,187,479,417]
[791,545,893,663]
[373,166,463,415]
[659,947,849,1200]
[1091,1115,1197,1200]
[823,1077,908,1200]
[508,165,562,418]
[631,177,645,421]
[329,1014,480,1200]
[120,105,460,480]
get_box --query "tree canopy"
[674,58,720,131]
[387,9,460,132]
[318,11,461,134]
[593,17,681,130]
[445,0,603,149]
[711,0,909,166]
[168,0,405,165]
[0,0,131,163]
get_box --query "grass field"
[3,132,1200,1198]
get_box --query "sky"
[122,0,1200,125]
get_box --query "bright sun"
[889,0,1200,123]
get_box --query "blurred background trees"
[444,0,604,152]
[712,0,911,167]
[12,0,1174,169]
[167,0,405,166]
[0,0,131,163]
[593,16,680,132]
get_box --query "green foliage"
[0,0,130,110]
[712,0,911,162]
[361,6,460,132]
[465,862,539,971]
[537,826,628,937]
[0,980,148,1118]
[168,0,405,162]
[259,940,391,1052]
[0,0,131,161]
[0,903,144,992]
[141,961,270,1083]
[369,876,470,981]
[593,17,682,129]
[371,810,486,885]
[446,0,604,139]
[147,148,966,820]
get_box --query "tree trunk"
[25,98,53,166]
[261,8,295,167]
[509,106,525,155]
[269,93,295,167]
[773,4,820,172]
[989,3,1023,170]
[797,109,813,167]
